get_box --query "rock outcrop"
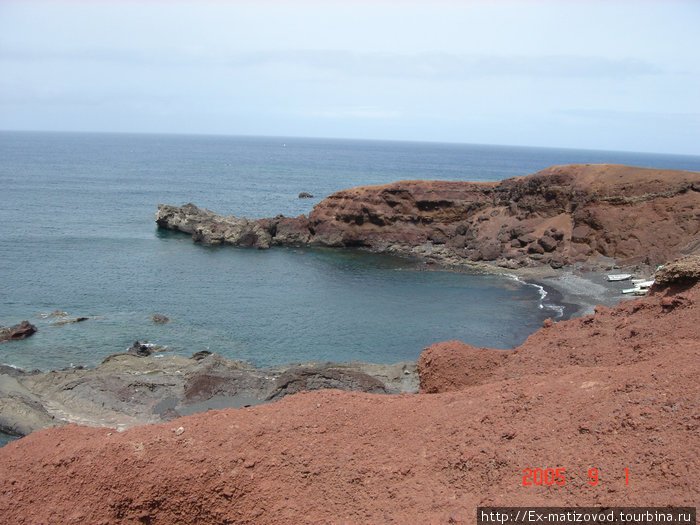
[1,257,697,523]
[0,321,37,342]
[156,164,700,270]
[653,254,700,290]
[0,352,417,437]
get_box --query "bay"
[2,132,699,373]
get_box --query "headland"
[155,163,699,272]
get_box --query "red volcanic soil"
[1,261,698,523]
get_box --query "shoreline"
[517,272,638,321]
[0,256,645,445]
[532,270,638,319]
[3,257,697,522]
[412,252,644,321]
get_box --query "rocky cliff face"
[156,164,700,270]
[1,257,697,523]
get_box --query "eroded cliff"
[156,164,700,269]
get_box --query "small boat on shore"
[622,280,654,295]
[607,273,632,281]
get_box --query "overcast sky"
[1,1,698,154]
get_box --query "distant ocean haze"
[1,131,699,374]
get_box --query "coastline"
[415,254,643,321]
[0,260,634,445]
[3,257,697,521]
[512,265,644,320]
[532,270,638,319]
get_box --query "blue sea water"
[2,132,700,374]
[1,132,700,447]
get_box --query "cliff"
[1,256,697,523]
[156,164,700,270]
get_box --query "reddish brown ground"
[1,269,698,523]
[306,164,700,268]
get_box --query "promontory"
[155,163,700,270]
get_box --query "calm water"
[2,132,699,374]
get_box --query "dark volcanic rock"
[266,367,388,402]
[298,192,314,198]
[477,241,503,261]
[527,242,545,255]
[190,350,213,361]
[155,203,274,249]
[127,341,168,356]
[50,316,89,326]
[0,352,417,436]
[538,234,558,252]
[0,320,37,342]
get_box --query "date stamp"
[521,468,629,486]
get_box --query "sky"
[1,0,699,155]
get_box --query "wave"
[507,273,565,320]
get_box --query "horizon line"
[1,127,698,159]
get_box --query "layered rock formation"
[1,257,697,523]
[0,352,416,437]
[156,164,700,270]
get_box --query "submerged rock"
[50,316,90,326]
[38,310,68,319]
[151,314,170,324]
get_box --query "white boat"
[607,274,632,281]
[621,280,655,295]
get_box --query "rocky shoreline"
[3,163,698,442]
[0,264,635,440]
[0,158,698,520]
[1,256,697,522]
[0,350,417,438]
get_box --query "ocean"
[1,132,699,446]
